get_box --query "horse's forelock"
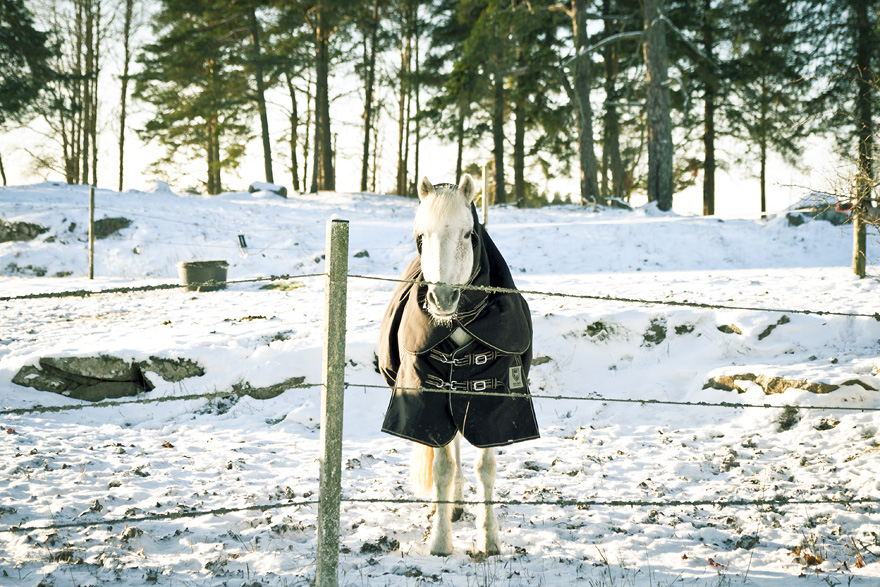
[414,187,473,236]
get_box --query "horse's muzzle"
[426,285,461,318]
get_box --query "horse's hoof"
[430,545,453,557]
[476,539,501,556]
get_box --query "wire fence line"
[0,272,324,302]
[350,383,880,413]
[3,270,879,322]
[0,382,323,417]
[347,274,880,321]
[3,374,876,418]
[0,499,321,535]
[3,493,877,536]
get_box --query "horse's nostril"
[427,286,459,315]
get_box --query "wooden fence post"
[316,219,348,587]
[88,186,95,280]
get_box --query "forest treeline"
[1,0,878,218]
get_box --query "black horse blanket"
[378,205,540,449]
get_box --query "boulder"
[248,181,288,198]
[0,219,49,242]
[93,217,132,239]
[40,356,138,382]
[13,355,205,402]
[704,373,841,395]
[137,357,205,382]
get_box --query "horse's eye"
[464,230,473,240]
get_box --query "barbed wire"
[343,495,880,510]
[347,274,880,320]
[3,493,876,536]
[0,382,322,417]
[0,273,324,302]
[0,499,320,535]
[349,382,880,413]
[5,269,878,322]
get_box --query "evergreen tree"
[559,0,602,206]
[135,0,253,194]
[0,0,55,185]
[726,0,810,215]
[273,3,315,193]
[421,0,485,185]
[508,0,571,207]
[808,0,879,276]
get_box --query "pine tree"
[808,0,879,276]
[726,0,810,215]
[421,0,484,185]
[135,0,253,194]
[0,0,55,185]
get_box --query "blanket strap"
[425,374,505,393]
[429,349,500,367]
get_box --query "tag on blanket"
[509,365,524,389]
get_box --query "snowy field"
[2,182,880,587]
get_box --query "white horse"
[378,174,538,557]
[412,174,498,556]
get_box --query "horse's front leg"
[452,433,465,521]
[475,447,500,555]
[429,442,455,556]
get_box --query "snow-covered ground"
[1,182,879,586]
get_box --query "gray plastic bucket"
[177,260,229,292]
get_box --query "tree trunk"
[513,92,526,207]
[642,0,673,211]
[311,1,334,193]
[853,0,873,277]
[206,120,216,195]
[701,0,715,216]
[396,5,412,197]
[492,73,506,204]
[118,0,133,192]
[0,152,6,186]
[213,120,222,193]
[284,72,301,192]
[82,1,93,185]
[249,7,273,185]
[602,1,625,202]
[413,15,421,194]
[361,0,380,192]
[455,111,465,184]
[571,0,600,206]
[759,81,768,217]
[371,102,379,191]
[760,134,767,217]
[303,69,312,191]
[72,0,83,184]
[90,1,100,187]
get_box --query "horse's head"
[414,174,477,322]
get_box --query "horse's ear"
[458,174,475,205]
[418,177,434,201]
